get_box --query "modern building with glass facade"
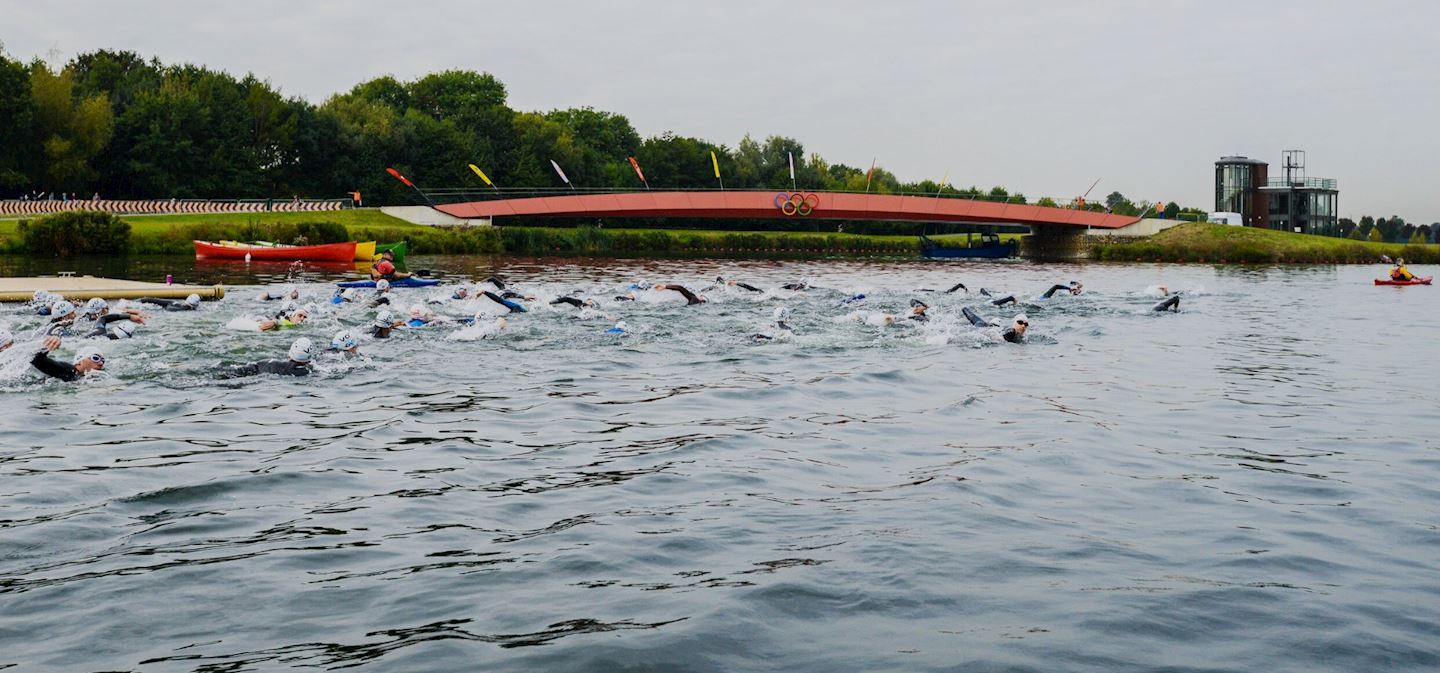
[1215,151,1338,235]
[1215,156,1269,228]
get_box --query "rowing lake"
[1,257,1436,672]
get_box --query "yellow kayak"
[353,241,376,261]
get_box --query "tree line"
[1,47,1200,213]
[1338,216,1435,244]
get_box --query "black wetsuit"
[483,276,507,290]
[660,285,704,305]
[945,282,968,293]
[31,351,82,381]
[751,320,794,341]
[222,359,310,378]
[1153,296,1180,312]
[369,325,393,339]
[780,282,809,291]
[85,314,137,339]
[1002,328,1024,343]
[370,293,390,307]
[1041,284,1074,299]
[733,282,762,292]
[482,291,526,313]
[963,307,998,328]
[990,295,1017,307]
[551,296,587,308]
[137,297,196,311]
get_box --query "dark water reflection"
[1,258,1437,672]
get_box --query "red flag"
[628,156,646,183]
[865,157,876,191]
[385,167,415,188]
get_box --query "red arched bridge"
[435,190,1140,229]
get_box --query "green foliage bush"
[19,210,130,255]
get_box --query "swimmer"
[258,305,309,332]
[221,337,313,378]
[136,294,202,311]
[41,300,79,336]
[257,284,299,302]
[604,320,628,335]
[84,311,147,339]
[25,290,50,313]
[480,275,507,290]
[840,293,866,305]
[1041,281,1083,299]
[30,335,105,381]
[962,307,1028,343]
[369,279,392,306]
[406,304,442,327]
[780,279,812,291]
[710,276,763,293]
[369,309,401,338]
[331,288,360,305]
[481,290,528,313]
[551,296,598,309]
[751,306,795,341]
[81,297,109,320]
[908,299,931,322]
[989,294,1018,307]
[1153,295,1180,312]
[944,282,968,293]
[655,284,706,305]
[329,330,361,356]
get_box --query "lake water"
[1,257,1437,672]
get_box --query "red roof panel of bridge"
[436,191,1140,228]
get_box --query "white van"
[1208,212,1244,226]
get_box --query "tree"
[1105,191,1127,210]
[0,49,35,191]
[1409,230,1427,245]
[29,62,114,191]
[1163,201,1181,218]
[1346,225,1365,240]
[1368,227,1384,242]
[1338,217,1356,238]
[1036,196,1058,208]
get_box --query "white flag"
[788,152,795,181]
[550,159,570,184]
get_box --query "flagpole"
[866,157,876,193]
[789,151,796,192]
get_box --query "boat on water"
[1374,276,1432,286]
[194,240,357,262]
[353,241,376,261]
[919,233,1018,259]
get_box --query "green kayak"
[375,240,408,263]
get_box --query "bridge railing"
[420,186,1106,211]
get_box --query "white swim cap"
[32,289,48,302]
[51,300,76,319]
[288,337,313,363]
[1013,313,1030,325]
[409,304,424,318]
[773,306,791,321]
[331,329,357,351]
[374,310,394,327]
[185,294,201,306]
[109,320,137,339]
[376,279,391,291]
[341,288,357,300]
[84,297,107,316]
[280,300,299,315]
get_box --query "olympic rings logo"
[774,192,820,216]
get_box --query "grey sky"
[5,0,1436,220]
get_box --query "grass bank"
[0,209,1021,257]
[1091,222,1440,264]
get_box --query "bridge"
[433,190,1140,229]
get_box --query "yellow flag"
[468,164,493,186]
[711,151,720,179]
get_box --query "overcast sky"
[5,0,1436,220]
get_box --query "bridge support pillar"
[1022,224,1086,261]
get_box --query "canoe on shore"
[354,241,376,261]
[194,240,357,262]
[1374,276,1432,286]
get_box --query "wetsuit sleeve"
[31,351,80,382]
[668,286,702,305]
[736,282,762,292]
[1002,328,1023,343]
[990,295,1017,307]
[1153,296,1180,312]
[962,307,995,328]
[137,297,175,308]
[1042,284,1070,299]
[551,297,585,308]
[945,282,968,293]
[484,276,507,290]
[165,303,194,311]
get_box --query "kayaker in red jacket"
[369,250,412,281]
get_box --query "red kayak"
[194,240,357,262]
[1374,276,1432,286]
